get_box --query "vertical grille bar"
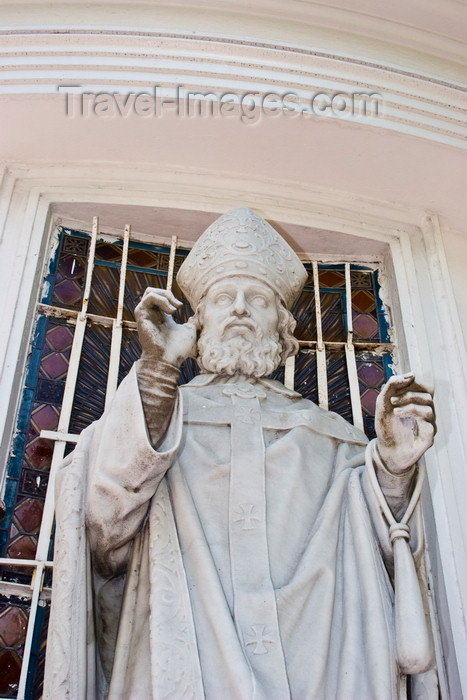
[313,261,328,410]
[17,218,100,699]
[105,224,131,409]
[344,263,364,431]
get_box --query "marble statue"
[44,207,437,700]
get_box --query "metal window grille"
[0,219,393,698]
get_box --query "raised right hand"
[135,287,197,367]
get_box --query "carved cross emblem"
[233,404,261,424]
[245,625,275,655]
[234,503,261,530]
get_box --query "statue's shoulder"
[299,398,368,444]
[180,376,367,444]
[272,388,367,444]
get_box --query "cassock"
[44,367,431,700]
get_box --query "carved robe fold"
[44,368,428,700]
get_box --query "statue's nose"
[233,290,249,316]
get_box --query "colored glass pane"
[127,248,159,268]
[19,469,48,499]
[319,269,345,288]
[350,270,373,289]
[352,313,379,340]
[30,404,59,432]
[49,233,88,311]
[327,351,352,423]
[293,351,318,403]
[40,353,69,380]
[13,499,43,534]
[356,355,390,437]
[352,289,376,313]
[28,601,50,700]
[51,279,82,307]
[2,319,73,585]
[0,606,28,648]
[87,265,120,317]
[57,254,85,279]
[291,289,316,340]
[41,322,73,359]
[358,362,385,388]
[0,648,22,696]
[45,325,73,352]
[321,292,346,342]
[360,388,379,415]
[7,535,37,561]
[25,438,53,470]
[155,251,185,274]
[69,324,112,433]
[95,242,122,262]
[61,234,89,258]
[35,380,65,405]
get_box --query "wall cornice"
[1,0,467,71]
[1,29,466,150]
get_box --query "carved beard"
[196,329,283,378]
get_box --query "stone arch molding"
[0,28,466,149]
[1,165,467,696]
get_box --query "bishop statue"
[44,207,436,699]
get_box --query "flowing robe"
[44,368,429,700]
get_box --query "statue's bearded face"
[193,276,298,378]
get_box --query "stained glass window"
[0,223,393,697]
[273,263,392,437]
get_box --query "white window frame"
[0,169,466,698]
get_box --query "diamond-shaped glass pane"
[352,289,376,313]
[52,279,82,306]
[41,353,69,380]
[319,269,345,288]
[95,242,122,262]
[353,313,379,340]
[25,438,53,470]
[0,648,22,695]
[360,388,379,415]
[30,404,59,432]
[0,607,28,648]
[58,255,85,279]
[46,325,73,352]
[358,362,385,388]
[14,499,43,534]
[127,249,159,268]
[7,534,37,561]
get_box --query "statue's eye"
[252,295,268,307]
[215,293,233,305]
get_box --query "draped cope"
[44,368,433,700]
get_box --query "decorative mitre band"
[176,207,308,309]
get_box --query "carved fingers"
[136,287,182,316]
[375,373,436,474]
[135,287,197,366]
